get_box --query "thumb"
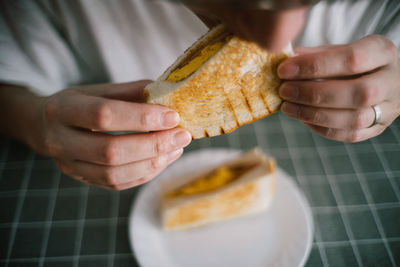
[76,80,153,102]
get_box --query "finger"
[109,178,149,191]
[56,93,180,131]
[282,100,396,130]
[112,146,184,190]
[304,123,386,143]
[52,128,191,165]
[95,154,175,190]
[55,149,183,188]
[279,35,398,79]
[294,45,337,55]
[279,68,392,108]
[281,102,375,129]
[75,80,152,102]
[112,168,166,190]
[112,153,180,190]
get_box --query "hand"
[278,35,400,142]
[189,6,308,52]
[39,81,191,190]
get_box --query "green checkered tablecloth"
[1,113,399,267]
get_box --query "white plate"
[129,149,314,267]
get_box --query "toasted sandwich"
[145,25,294,139]
[160,148,276,231]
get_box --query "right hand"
[38,80,191,190]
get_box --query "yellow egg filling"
[166,41,225,82]
[168,165,252,197]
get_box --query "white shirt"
[0,0,399,96]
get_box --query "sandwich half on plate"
[160,148,276,231]
[145,25,294,139]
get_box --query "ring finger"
[281,102,377,129]
[108,167,166,190]
[55,149,183,188]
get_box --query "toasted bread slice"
[145,25,294,139]
[160,148,275,231]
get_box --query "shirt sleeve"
[0,1,83,96]
[295,0,400,52]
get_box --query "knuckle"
[140,111,156,130]
[43,139,53,155]
[346,47,362,73]
[373,34,398,58]
[355,81,376,107]
[109,184,122,191]
[152,133,169,155]
[346,130,361,143]
[352,110,368,129]
[309,88,322,105]
[385,39,398,57]
[303,108,324,124]
[44,97,59,122]
[305,59,321,76]
[115,187,127,191]
[104,167,118,185]
[102,140,121,165]
[93,102,113,130]
[389,42,399,58]
[376,126,386,136]
[138,176,153,185]
[149,156,166,172]
[43,138,60,157]
[312,110,324,124]
[325,127,337,139]
[54,160,68,174]
[137,177,147,184]
[365,34,381,45]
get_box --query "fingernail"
[174,130,191,147]
[280,84,299,100]
[282,102,300,117]
[167,148,183,160]
[162,111,180,127]
[278,63,299,79]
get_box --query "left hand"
[278,35,400,142]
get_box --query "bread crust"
[145,25,294,139]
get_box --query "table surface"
[0,113,399,267]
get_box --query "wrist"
[0,84,48,154]
[24,96,48,154]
